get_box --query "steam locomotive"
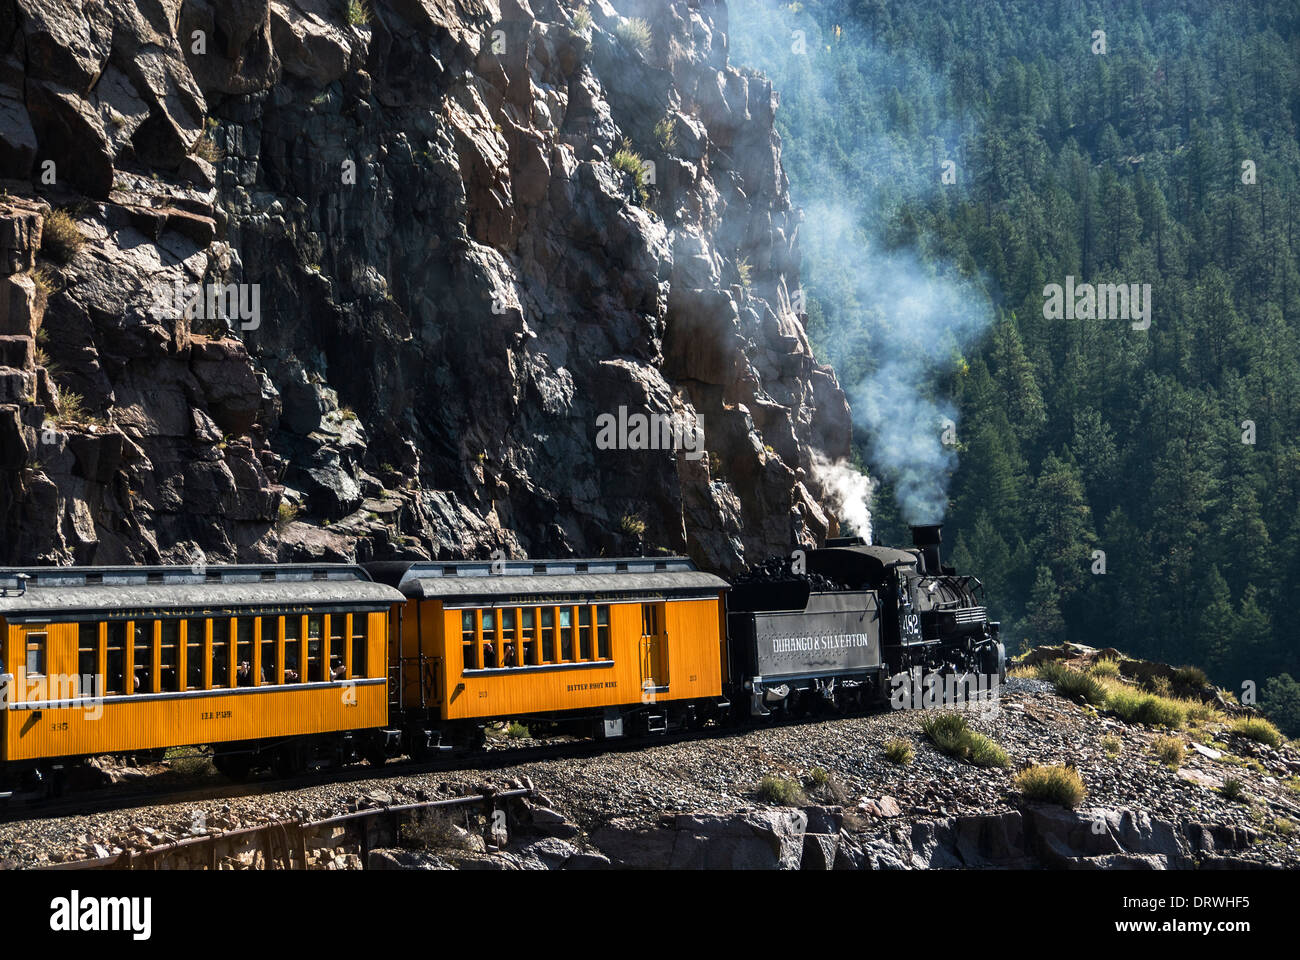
[0,524,1002,791]
[726,524,1005,718]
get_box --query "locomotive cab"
[804,525,1005,689]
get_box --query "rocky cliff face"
[0,0,852,569]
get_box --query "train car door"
[640,602,667,692]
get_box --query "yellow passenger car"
[0,565,405,788]
[368,557,730,751]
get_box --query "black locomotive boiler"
[725,524,1005,717]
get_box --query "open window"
[211,618,230,687]
[284,616,302,683]
[105,621,126,695]
[78,622,99,685]
[185,619,204,690]
[236,618,255,685]
[132,621,155,694]
[307,614,325,682]
[259,615,279,684]
[351,616,368,678]
[160,620,180,693]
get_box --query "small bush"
[40,209,85,264]
[1153,735,1185,768]
[1037,661,1107,705]
[1088,658,1120,678]
[166,751,216,781]
[506,721,530,739]
[654,116,679,152]
[572,8,592,33]
[1182,699,1224,725]
[193,130,224,163]
[32,265,57,297]
[619,513,646,537]
[1229,716,1282,748]
[276,501,300,529]
[757,774,806,806]
[1220,776,1247,802]
[920,712,1010,768]
[52,391,103,427]
[884,738,914,764]
[1101,734,1123,755]
[612,141,649,204]
[615,17,651,54]
[806,765,848,803]
[346,0,371,26]
[1143,674,1173,697]
[736,257,754,290]
[1013,764,1087,808]
[1104,685,1186,728]
[1173,665,1208,689]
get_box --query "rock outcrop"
[586,804,1263,871]
[0,0,852,568]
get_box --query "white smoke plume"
[730,1,994,524]
[813,453,874,542]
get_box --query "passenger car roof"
[0,565,405,620]
[369,556,729,603]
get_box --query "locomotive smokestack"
[910,524,943,575]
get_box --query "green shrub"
[612,141,649,204]
[346,0,371,26]
[1143,674,1173,697]
[193,130,224,163]
[1089,658,1120,678]
[1220,776,1247,802]
[884,738,914,764]
[654,116,679,152]
[1182,699,1224,725]
[615,17,651,54]
[40,209,85,264]
[920,712,1009,768]
[1104,685,1186,728]
[52,391,103,428]
[1152,735,1185,768]
[572,8,592,34]
[619,513,646,536]
[1101,734,1123,755]
[736,257,754,290]
[1013,764,1087,808]
[166,750,216,781]
[757,775,806,806]
[1038,661,1107,705]
[276,501,300,529]
[1173,665,1208,689]
[506,721,530,739]
[1229,716,1282,748]
[805,765,848,803]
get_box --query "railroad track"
[0,704,882,826]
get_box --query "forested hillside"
[730,0,1300,734]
